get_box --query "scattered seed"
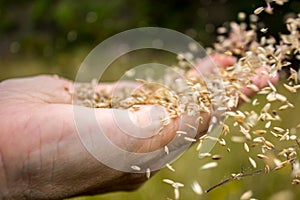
[166,163,175,172]
[249,157,257,168]
[212,154,223,160]
[131,165,141,171]
[163,179,175,185]
[244,143,250,152]
[191,181,203,195]
[201,162,218,170]
[164,146,169,155]
[254,7,264,15]
[240,190,253,200]
[146,168,151,179]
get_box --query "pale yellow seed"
[146,168,151,179]
[249,157,257,168]
[265,121,271,129]
[274,126,285,133]
[244,143,250,152]
[240,190,253,200]
[252,129,267,135]
[283,83,297,93]
[201,162,218,170]
[131,165,141,171]
[191,181,203,195]
[254,7,264,15]
[257,154,269,159]
[163,179,175,185]
[166,163,175,172]
[279,104,289,110]
[212,154,222,160]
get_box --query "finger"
[0,75,74,104]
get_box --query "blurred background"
[1,0,300,199]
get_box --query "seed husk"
[249,157,257,168]
[201,162,218,170]
[254,7,264,15]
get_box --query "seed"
[244,143,250,152]
[279,104,289,110]
[257,154,269,159]
[163,179,175,185]
[275,93,287,102]
[253,129,267,135]
[172,182,184,188]
[212,154,223,160]
[218,138,227,146]
[166,163,175,172]
[184,137,197,142]
[199,153,212,158]
[265,165,270,173]
[249,157,257,168]
[292,179,300,185]
[274,126,285,133]
[231,136,246,143]
[290,135,297,140]
[146,168,151,179]
[131,165,141,171]
[240,190,253,200]
[260,28,268,33]
[164,146,169,155]
[201,162,218,170]
[265,121,271,129]
[264,140,275,149]
[186,123,197,131]
[261,103,271,113]
[174,188,180,200]
[283,83,297,93]
[254,7,264,15]
[191,181,203,195]
[252,98,259,106]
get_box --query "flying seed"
[146,168,151,179]
[257,154,268,159]
[231,136,246,143]
[163,179,175,185]
[283,83,297,93]
[174,188,180,200]
[184,137,197,142]
[244,143,250,152]
[131,165,141,171]
[199,153,212,158]
[265,165,270,173]
[212,154,222,160]
[279,104,289,110]
[249,157,257,168]
[201,162,218,170]
[292,179,300,185]
[164,146,169,155]
[260,28,268,33]
[265,121,271,129]
[191,181,203,195]
[274,126,285,133]
[254,7,264,15]
[240,190,253,200]
[253,129,267,135]
[166,163,175,172]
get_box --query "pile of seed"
[74,1,300,199]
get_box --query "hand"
[0,55,278,200]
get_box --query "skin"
[0,55,278,199]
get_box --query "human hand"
[0,55,278,200]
